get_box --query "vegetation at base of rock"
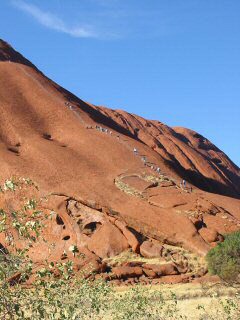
[0,177,239,319]
[206,231,240,282]
[1,278,239,319]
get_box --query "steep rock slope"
[92,106,240,198]
[0,40,239,279]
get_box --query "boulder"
[87,222,129,258]
[111,266,143,279]
[152,275,185,284]
[199,228,218,243]
[143,268,156,278]
[114,220,140,253]
[140,240,163,258]
[79,258,105,278]
[144,263,179,276]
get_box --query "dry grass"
[115,282,240,319]
[103,249,166,266]
[104,245,206,276]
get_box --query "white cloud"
[12,0,97,38]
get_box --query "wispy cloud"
[11,0,98,38]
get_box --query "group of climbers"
[133,147,192,192]
[133,148,161,174]
[95,125,113,135]
[180,179,193,192]
[65,102,74,110]
[65,101,193,194]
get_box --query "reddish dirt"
[0,39,239,283]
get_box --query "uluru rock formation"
[0,39,239,284]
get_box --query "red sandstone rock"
[140,241,163,258]
[159,181,175,188]
[0,39,239,273]
[111,266,143,279]
[144,263,179,276]
[143,268,156,278]
[152,274,186,284]
[121,176,153,192]
[87,222,129,258]
[199,228,219,243]
[114,220,140,252]
[79,258,104,278]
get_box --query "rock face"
[93,106,240,198]
[140,241,163,258]
[114,220,140,253]
[199,228,219,243]
[0,39,239,276]
[112,266,143,279]
[87,222,129,258]
[144,263,179,276]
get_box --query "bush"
[206,231,240,282]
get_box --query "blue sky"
[1,0,240,166]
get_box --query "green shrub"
[206,231,240,282]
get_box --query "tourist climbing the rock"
[141,156,147,166]
[133,148,138,155]
[156,167,161,174]
[182,179,186,189]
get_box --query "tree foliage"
[206,231,240,282]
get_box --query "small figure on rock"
[133,148,138,155]
[182,179,186,189]
[141,156,147,166]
